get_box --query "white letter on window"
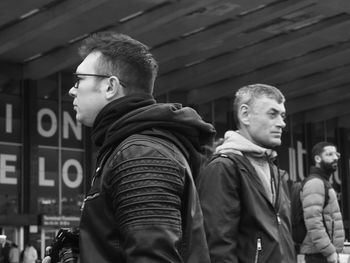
[6,104,13,134]
[62,159,83,189]
[38,157,55,186]
[37,108,57,137]
[0,154,17,184]
[63,111,82,140]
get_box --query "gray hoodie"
[216,130,278,204]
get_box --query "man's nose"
[69,87,76,98]
[277,116,286,128]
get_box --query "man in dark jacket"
[43,31,215,263]
[197,84,296,263]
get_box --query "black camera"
[46,228,79,263]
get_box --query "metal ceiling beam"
[281,63,350,99]
[0,0,110,57]
[22,0,221,79]
[155,0,318,69]
[0,0,49,26]
[304,100,350,123]
[186,23,350,105]
[154,0,337,95]
[157,14,349,96]
[286,83,350,115]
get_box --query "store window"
[33,73,85,216]
[0,78,22,216]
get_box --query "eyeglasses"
[324,151,341,158]
[72,73,126,88]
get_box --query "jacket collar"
[309,166,331,180]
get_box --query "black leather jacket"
[79,133,210,263]
[197,153,296,263]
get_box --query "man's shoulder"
[303,176,324,187]
[303,174,328,187]
[302,175,328,198]
[205,152,253,174]
[118,133,176,152]
[208,152,245,165]
[110,133,185,165]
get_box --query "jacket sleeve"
[197,156,240,263]
[301,178,336,257]
[106,143,185,263]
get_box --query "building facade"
[1,72,350,259]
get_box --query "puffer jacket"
[197,131,296,263]
[79,132,211,263]
[300,166,344,257]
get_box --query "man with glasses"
[300,142,344,263]
[43,31,215,263]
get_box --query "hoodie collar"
[216,130,277,160]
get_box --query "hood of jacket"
[91,93,216,176]
[216,130,277,160]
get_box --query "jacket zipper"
[254,238,262,263]
[91,166,101,187]
[276,213,281,225]
[331,219,334,243]
[81,192,101,211]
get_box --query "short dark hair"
[79,31,158,95]
[311,141,336,162]
[233,84,285,128]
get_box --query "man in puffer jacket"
[300,141,345,263]
[197,84,296,263]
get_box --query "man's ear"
[314,155,321,164]
[238,104,250,126]
[105,76,124,99]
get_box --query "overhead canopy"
[1,0,350,123]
